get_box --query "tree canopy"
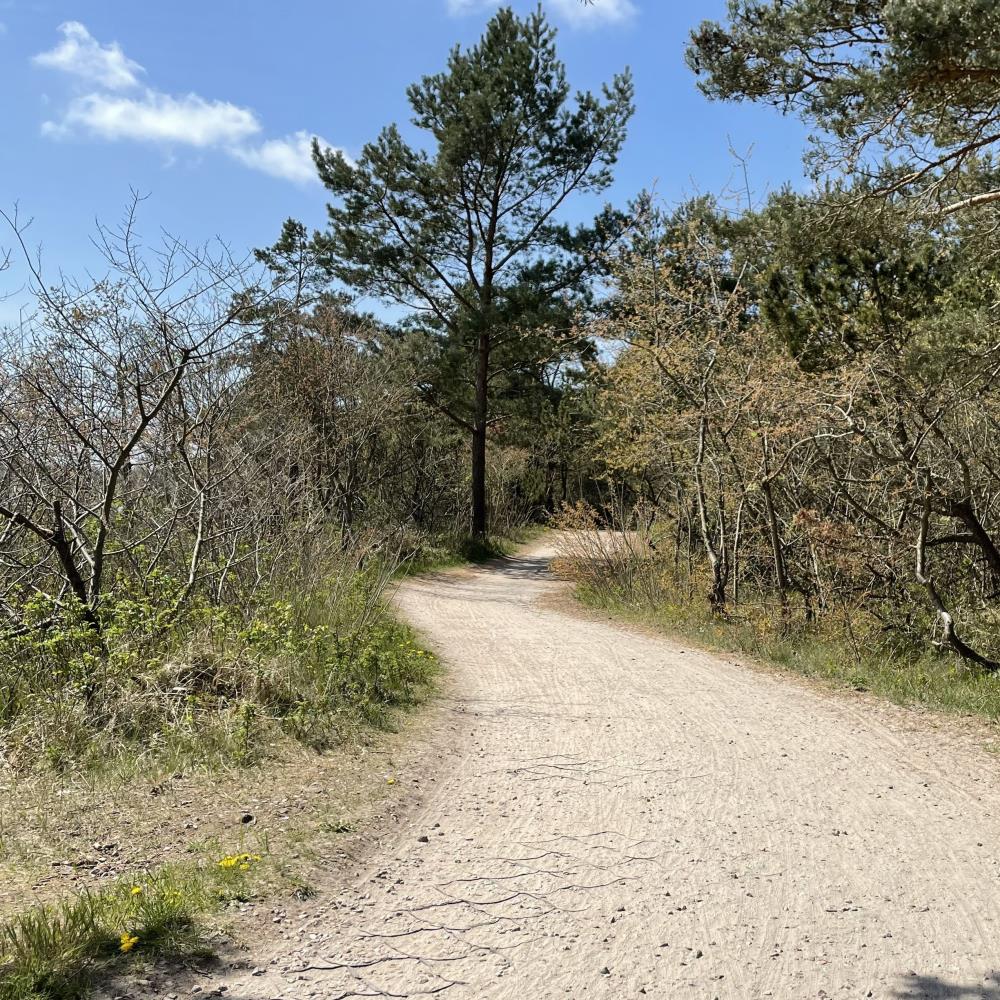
[289,5,634,535]
[687,0,1000,214]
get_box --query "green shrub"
[0,568,436,776]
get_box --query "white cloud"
[44,90,261,146]
[230,131,333,185]
[548,0,636,26]
[33,21,143,90]
[33,22,332,185]
[446,0,637,26]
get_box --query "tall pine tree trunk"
[471,329,490,537]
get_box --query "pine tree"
[687,0,1000,216]
[278,5,633,536]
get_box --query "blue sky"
[0,0,810,312]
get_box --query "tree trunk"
[693,416,727,611]
[732,496,745,609]
[946,497,1000,581]
[471,329,490,538]
[761,476,790,621]
[916,494,1000,672]
[50,501,102,637]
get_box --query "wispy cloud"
[33,21,143,90]
[43,91,261,146]
[549,0,637,26]
[229,131,331,185]
[447,0,637,27]
[33,22,340,185]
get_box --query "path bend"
[230,537,1000,1000]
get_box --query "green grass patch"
[0,848,269,1000]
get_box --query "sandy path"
[228,539,1000,999]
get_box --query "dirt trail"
[227,538,1000,999]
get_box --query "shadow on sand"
[892,974,1000,999]
[485,553,552,580]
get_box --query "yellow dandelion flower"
[239,862,250,872]
[130,886,143,896]
[119,932,139,953]
[386,777,396,785]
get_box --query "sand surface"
[226,538,1000,999]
